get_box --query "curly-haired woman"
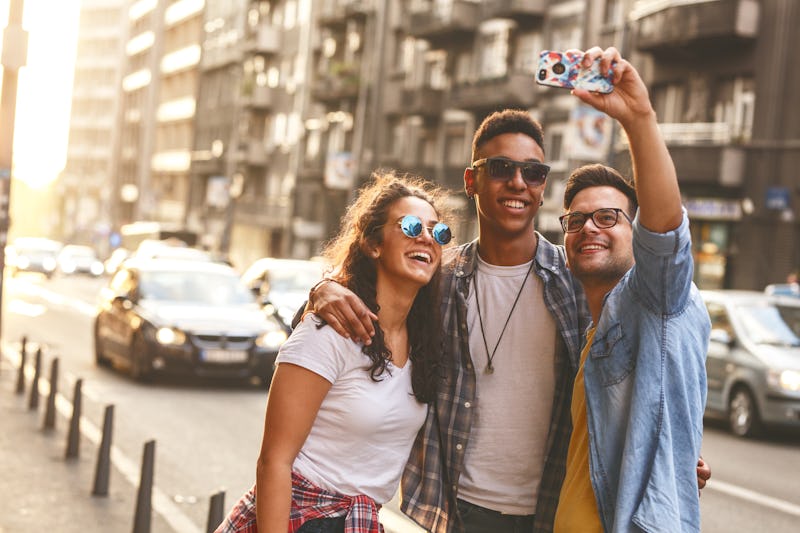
[217,171,453,533]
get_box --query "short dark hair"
[563,164,638,216]
[471,109,545,161]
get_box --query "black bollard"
[43,357,59,430]
[65,379,83,459]
[132,439,156,533]
[92,405,114,496]
[206,490,226,533]
[28,347,42,410]
[15,337,27,395]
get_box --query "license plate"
[203,349,248,363]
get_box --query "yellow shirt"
[554,327,603,533]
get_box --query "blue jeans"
[457,499,534,533]
[296,517,345,533]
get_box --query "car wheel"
[93,326,111,367]
[728,386,762,438]
[129,333,153,382]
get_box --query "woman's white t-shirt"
[278,314,427,503]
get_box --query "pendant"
[485,363,494,374]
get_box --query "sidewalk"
[0,349,170,533]
[0,346,420,533]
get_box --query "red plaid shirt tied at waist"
[215,472,383,533]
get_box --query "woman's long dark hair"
[319,170,449,403]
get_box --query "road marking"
[3,346,203,533]
[708,479,800,517]
[7,279,96,316]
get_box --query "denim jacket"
[583,211,709,532]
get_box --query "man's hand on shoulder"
[310,279,377,345]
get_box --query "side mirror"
[709,328,733,347]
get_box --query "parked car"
[104,247,132,275]
[93,258,288,383]
[6,237,62,278]
[765,283,800,298]
[240,258,327,329]
[57,244,105,276]
[701,290,800,437]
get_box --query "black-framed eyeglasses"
[378,214,452,245]
[471,157,550,186]
[559,208,633,233]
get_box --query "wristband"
[309,278,336,304]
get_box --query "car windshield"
[140,270,255,305]
[268,266,323,293]
[737,304,800,347]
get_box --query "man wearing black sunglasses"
[307,46,710,533]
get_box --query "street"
[2,273,799,532]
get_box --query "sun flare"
[0,0,80,189]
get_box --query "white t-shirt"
[278,314,428,503]
[457,258,557,515]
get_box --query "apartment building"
[187,0,315,268]
[66,0,797,288]
[60,0,128,254]
[304,0,798,289]
[114,0,203,228]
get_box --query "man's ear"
[464,167,475,199]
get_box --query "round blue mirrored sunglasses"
[396,215,452,245]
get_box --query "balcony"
[448,72,538,111]
[481,0,547,21]
[234,197,290,227]
[406,0,479,46]
[241,84,274,109]
[311,64,360,104]
[243,24,281,55]
[318,0,347,28]
[617,122,746,186]
[384,84,445,118]
[241,139,269,167]
[632,0,759,54]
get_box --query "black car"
[94,258,288,383]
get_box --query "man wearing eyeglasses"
[307,46,709,533]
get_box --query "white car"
[240,258,328,329]
[57,244,105,276]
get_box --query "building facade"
[60,0,129,255]
[62,0,799,287]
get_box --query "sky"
[0,0,80,189]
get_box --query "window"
[604,0,623,27]
[653,83,686,123]
[444,120,470,166]
[714,77,754,142]
[477,20,511,79]
[514,32,542,75]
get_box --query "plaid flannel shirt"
[216,472,382,533]
[399,236,589,533]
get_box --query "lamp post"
[219,172,243,256]
[0,0,29,347]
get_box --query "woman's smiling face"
[372,196,444,288]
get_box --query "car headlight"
[155,327,187,345]
[767,369,800,392]
[256,330,288,350]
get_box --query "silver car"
[702,290,800,437]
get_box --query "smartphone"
[536,50,614,94]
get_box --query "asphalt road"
[2,272,799,532]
